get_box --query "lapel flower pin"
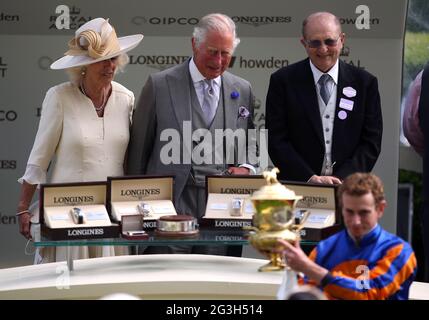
[238,106,250,119]
[230,91,240,99]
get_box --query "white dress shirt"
[189,58,221,109]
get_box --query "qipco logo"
[0,110,18,121]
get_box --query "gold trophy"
[248,168,308,272]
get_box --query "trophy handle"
[243,226,259,232]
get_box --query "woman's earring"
[81,68,86,76]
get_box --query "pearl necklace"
[80,81,107,112]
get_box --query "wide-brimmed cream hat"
[50,18,143,70]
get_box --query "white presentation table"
[0,254,427,300]
[0,254,282,299]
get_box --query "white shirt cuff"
[18,164,46,186]
[239,164,256,174]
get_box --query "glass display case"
[34,230,317,271]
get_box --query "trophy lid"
[251,168,302,201]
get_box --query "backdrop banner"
[0,0,408,267]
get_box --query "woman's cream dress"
[19,81,134,263]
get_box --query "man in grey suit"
[127,13,258,255]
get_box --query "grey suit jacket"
[127,60,257,204]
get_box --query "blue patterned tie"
[318,74,331,105]
[202,79,217,126]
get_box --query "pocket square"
[238,106,250,119]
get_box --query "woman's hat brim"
[50,34,143,70]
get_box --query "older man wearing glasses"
[266,12,382,184]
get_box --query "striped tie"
[201,79,217,126]
[318,74,331,105]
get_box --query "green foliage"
[404,32,429,84]
[403,0,429,93]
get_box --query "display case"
[33,229,318,271]
[37,175,341,270]
[40,181,119,240]
[202,175,342,240]
[107,175,176,229]
[202,175,265,229]
[279,181,341,241]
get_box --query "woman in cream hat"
[16,18,143,263]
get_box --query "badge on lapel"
[338,86,357,120]
[342,86,356,98]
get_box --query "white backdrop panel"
[0,0,407,268]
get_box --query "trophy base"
[258,261,286,272]
[258,252,286,272]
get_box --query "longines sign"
[129,55,189,70]
[120,188,161,197]
[0,160,17,169]
[219,187,259,194]
[231,16,292,27]
[67,228,104,237]
[53,195,95,205]
[214,220,252,228]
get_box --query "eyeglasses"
[305,36,342,48]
